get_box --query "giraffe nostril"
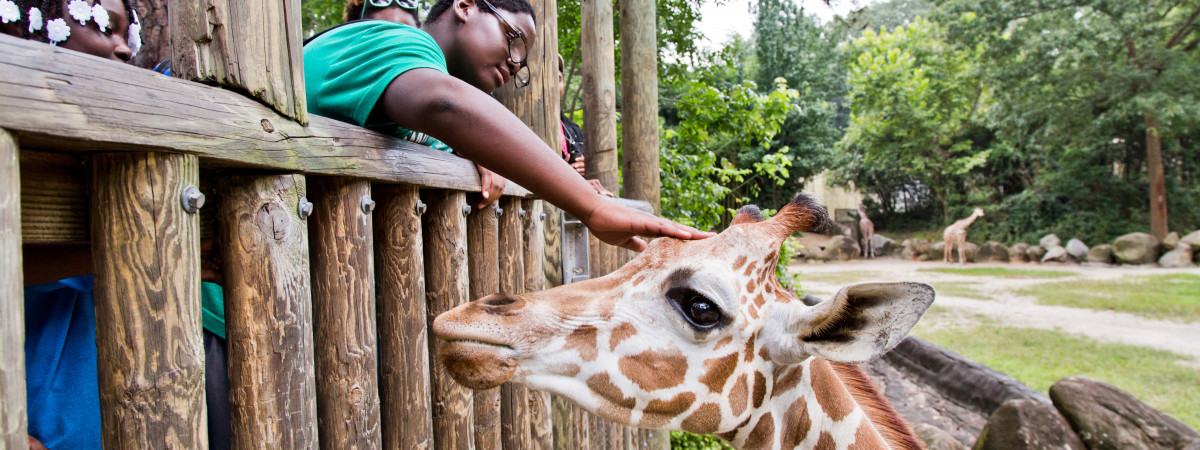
[482,295,517,306]
[478,294,523,314]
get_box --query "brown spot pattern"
[619,347,689,391]
[814,431,837,450]
[587,373,636,409]
[681,402,722,434]
[780,396,811,448]
[699,352,740,393]
[732,254,747,270]
[772,365,805,398]
[714,335,733,350]
[717,416,752,442]
[555,363,580,377]
[609,322,637,351]
[564,325,599,362]
[743,334,757,362]
[758,346,771,361]
[743,263,756,277]
[812,360,856,421]
[639,391,696,428]
[631,275,646,287]
[742,413,775,449]
[729,374,749,416]
[745,279,757,293]
[752,371,767,409]
[849,420,888,449]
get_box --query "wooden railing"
[0,28,665,449]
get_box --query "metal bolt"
[360,195,376,214]
[415,200,427,216]
[494,206,504,217]
[180,185,205,214]
[462,204,472,216]
[298,197,314,220]
[518,208,527,218]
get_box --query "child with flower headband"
[2,0,141,61]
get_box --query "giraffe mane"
[829,362,926,450]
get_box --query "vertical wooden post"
[498,197,530,449]
[90,152,206,448]
[620,0,661,215]
[422,190,474,450]
[581,0,619,194]
[218,174,318,449]
[373,185,434,449]
[522,199,554,450]
[168,0,307,123]
[308,177,381,449]
[0,130,27,450]
[468,203,502,449]
[493,0,559,143]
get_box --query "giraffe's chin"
[438,340,519,390]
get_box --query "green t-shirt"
[304,21,451,151]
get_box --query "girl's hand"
[581,200,714,251]
[474,164,507,209]
[570,155,586,176]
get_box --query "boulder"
[1087,245,1115,264]
[1025,245,1046,263]
[1112,232,1160,265]
[1162,232,1180,251]
[915,423,966,450]
[972,398,1086,450]
[976,241,1011,263]
[932,242,978,263]
[1158,243,1193,268]
[1010,243,1031,262]
[871,234,901,257]
[1066,239,1089,260]
[1050,376,1200,450]
[1041,246,1074,263]
[823,235,861,261]
[1181,230,1200,248]
[902,238,932,260]
[1040,233,1062,250]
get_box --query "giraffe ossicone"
[434,193,935,449]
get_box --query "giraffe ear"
[764,282,935,365]
[730,205,765,225]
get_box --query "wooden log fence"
[0,0,669,446]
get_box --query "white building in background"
[803,170,865,228]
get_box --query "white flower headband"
[25,0,141,55]
[0,0,20,25]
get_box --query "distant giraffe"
[434,194,934,449]
[943,208,984,264]
[857,205,875,259]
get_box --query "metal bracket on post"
[560,212,590,284]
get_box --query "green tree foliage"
[302,0,348,38]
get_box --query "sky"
[695,0,877,50]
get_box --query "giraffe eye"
[667,288,727,330]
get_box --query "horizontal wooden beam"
[0,35,530,197]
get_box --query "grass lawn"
[1017,273,1200,322]
[918,267,1077,279]
[913,322,1200,430]
[797,271,889,286]
[929,282,989,299]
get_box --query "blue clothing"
[24,277,225,449]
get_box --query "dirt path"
[788,259,1200,361]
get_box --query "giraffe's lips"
[437,339,520,390]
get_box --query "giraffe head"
[433,193,935,436]
[972,207,984,218]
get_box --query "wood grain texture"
[18,150,87,243]
[581,0,619,193]
[0,37,530,198]
[542,203,563,288]
[217,174,318,449]
[521,199,554,450]
[618,0,661,215]
[372,184,433,450]
[169,0,307,122]
[89,152,206,448]
[498,197,531,450]
[0,130,28,450]
[307,177,381,449]
[493,0,559,152]
[421,190,474,450]
[467,203,502,449]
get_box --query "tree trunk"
[1145,114,1169,239]
[619,0,661,214]
[131,0,169,69]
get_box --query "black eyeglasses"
[479,0,530,87]
[367,0,418,10]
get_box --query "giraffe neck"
[724,360,921,450]
[956,214,979,228]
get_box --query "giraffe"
[433,194,935,449]
[942,208,984,264]
[857,205,875,259]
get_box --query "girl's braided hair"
[14,0,139,43]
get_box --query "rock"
[1042,246,1074,263]
[1087,244,1115,264]
[972,398,1086,450]
[1050,376,1200,450]
[871,234,901,257]
[932,241,978,262]
[1025,245,1046,263]
[902,238,932,260]
[1066,239,1089,260]
[1010,243,1031,262]
[1040,233,1062,250]
[1159,243,1193,268]
[823,235,861,261]
[915,423,966,450]
[1162,232,1180,251]
[1112,232,1161,265]
[976,241,1011,263]
[1181,230,1200,248]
